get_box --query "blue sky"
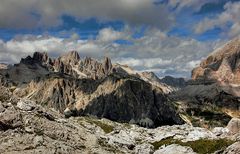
[0,0,240,77]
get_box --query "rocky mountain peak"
[103,56,112,73]
[141,72,160,81]
[20,51,52,66]
[60,51,80,65]
[192,37,240,84]
[33,52,50,63]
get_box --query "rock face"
[59,51,80,65]
[15,73,183,128]
[171,38,240,128]
[192,37,240,84]
[160,76,186,89]
[78,56,113,79]
[113,65,176,94]
[223,142,240,154]
[1,51,113,84]
[139,72,176,93]
[0,51,184,127]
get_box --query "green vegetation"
[91,120,114,133]
[78,117,114,134]
[151,137,234,154]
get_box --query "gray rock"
[0,102,5,113]
[223,142,240,154]
[154,144,196,154]
[227,118,240,135]
[64,108,73,118]
[33,135,44,147]
[212,127,229,136]
[17,99,35,111]
[0,108,22,130]
[106,130,136,149]
[135,143,154,154]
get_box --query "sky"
[0,0,240,78]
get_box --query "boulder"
[212,127,229,136]
[0,108,22,130]
[17,99,35,111]
[227,118,240,135]
[154,144,196,154]
[135,143,154,154]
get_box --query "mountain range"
[0,37,240,153]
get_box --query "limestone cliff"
[15,73,183,128]
[192,37,240,84]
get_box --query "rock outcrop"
[154,144,196,154]
[192,37,240,84]
[0,51,185,128]
[59,51,80,65]
[139,72,176,93]
[160,76,186,89]
[227,118,240,135]
[1,51,114,84]
[78,56,113,79]
[223,142,240,154]
[14,73,183,128]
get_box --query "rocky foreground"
[0,86,240,154]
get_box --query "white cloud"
[194,1,240,38]
[0,0,174,30]
[97,28,130,43]
[0,28,224,77]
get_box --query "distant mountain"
[0,51,183,128]
[160,76,186,89]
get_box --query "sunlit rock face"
[0,51,184,128]
[192,37,240,84]
[14,72,183,128]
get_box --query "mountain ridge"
[0,51,184,128]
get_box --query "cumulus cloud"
[0,0,174,30]
[97,28,131,43]
[0,27,224,77]
[194,1,240,38]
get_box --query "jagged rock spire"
[60,51,80,65]
[20,51,51,65]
